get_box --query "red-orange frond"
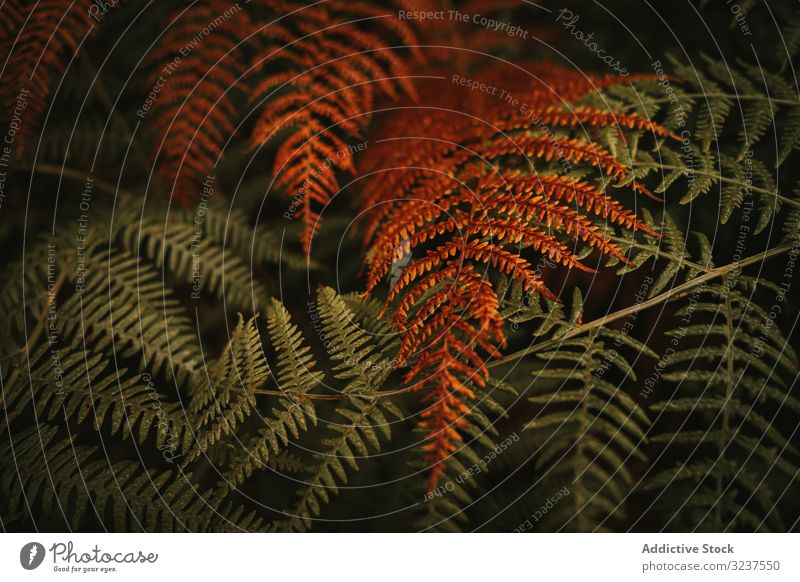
[400,273,505,491]
[485,133,643,188]
[360,157,472,244]
[384,240,462,305]
[466,217,594,273]
[461,240,557,298]
[490,191,632,265]
[250,0,420,254]
[1,1,93,154]
[533,105,680,140]
[392,263,461,327]
[358,65,665,489]
[147,2,251,206]
[494,174,659,237]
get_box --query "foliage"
[358,61,670,490]
[1,0,799,533]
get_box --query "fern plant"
[1,0,799,534]
[516,290,652,532]
[358,60,670,490]
[644,268,799,532]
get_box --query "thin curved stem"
[634,162,800,209]
[250,384,417,401]
[622,92,800,110]
[12,162,128,197]
[489,243,794,369]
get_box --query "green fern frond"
[266,297,324,395]
[644,276,800,531]
[273,287,402,532]
[523,291,652,531]
[217,300,321,489]
[0,424,264,531]
[316,287,396,393]
[275,393,401,532]
[185,315,270,464]
[665,55,800,165]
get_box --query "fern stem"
[635,162,800,208]
[11,162,126,197]
[715,291,736,530]
[489,243,794,369]
[623,92,800,110]
[250,385,416,401]
[251,388,345,401]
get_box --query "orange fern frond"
[400,268,505,491]
[487,174,658,237]
[0,1,93,154]
[486,133,627,179]
[147,2,251,206]
[530,104,680,140]
[358,64,669,489]
[249,0,420,254]
[489,191,631,264]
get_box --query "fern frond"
[201,202,312,272]
[185,315,270,464]
[21,115,132,166]
[0,424,266,531]
[116,210,272,310]
[217,299,320,489]
[0,1,94,153]
[249,0,420,253]
[0,245,195,453]
[524,292,651,531]
[644,277,800,531]
[358,66,667,487]
[274,287,401,531]
[664,55,800,165]
[275,394,401,532]
[147,2,251,204]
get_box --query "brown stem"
[489,243,794,369]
